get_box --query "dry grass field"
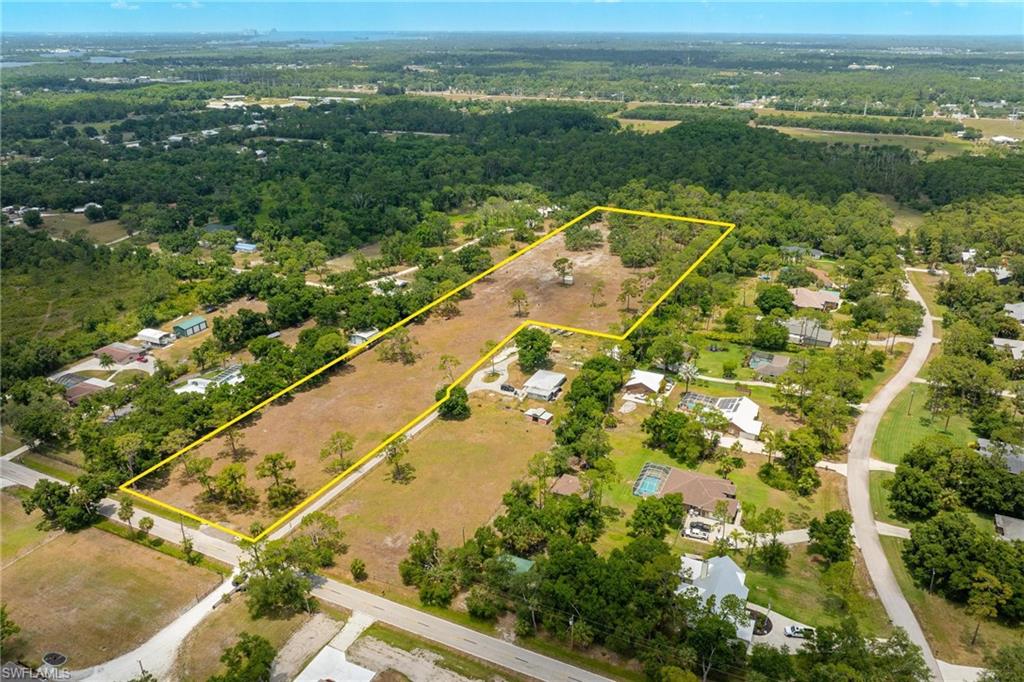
[38,212,128,244]
[133,225,649,531]
[0,491,220,668]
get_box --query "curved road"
[846,272,940,679]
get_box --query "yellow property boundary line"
[120,206,734,542]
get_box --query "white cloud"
[110,0,140,9]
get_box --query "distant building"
[1004,302,1024,323]
[677,555,756,644]
[789,287,841,312]
[971,266,1013,284]
[976,438,1024,475]
[137,328,174,346]
[523,370,567,401]
[93,342,144,365]
[784,317,833,347]
[173,365,245,395]
[234,242,258,253]
[680,392,764,440]
[348,328,380,347]
[173,315,208,338]
[961,248,978,263]
[991,135,1020,145]
[992,337,1024,361]
[746,351,790,378]
[780,245,824,260]
[995,514,1024,541]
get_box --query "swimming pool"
[635,475,662,496]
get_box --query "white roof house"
[993,337,1024,361]
[348,328,380,347]
[523,370,567,401]
[137,328,174,346]
[677,555,755,644]
[1004,302,1024,323]
[623,369,668,401]
[681,392,763,439]
[173,366,244,396]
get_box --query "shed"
[173,315,208,338]
[523,369,567,401]
[624,369,667,398]
[137,328,174,346]
[234,242,258,253]
[500,554,535,575]
[348,328,380,347]
[524,407,554,425]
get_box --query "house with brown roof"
[633,462,738,521]
[93,342,144,365]
[788,287,841,312]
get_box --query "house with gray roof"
[677,555,755,643]
[977,438,1024,475]
[1004,302,1024,323]
[995,514,1024,542]
[784,318,832,347]
[993,337,1024,361]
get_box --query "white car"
[784,625,813,639]
[685,527,710,541]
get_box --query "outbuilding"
[137,328,174,346]
[93,342,143,365]
[524,407,554,424]
[173,315,208,338]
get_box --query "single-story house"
[173,315,208,338]
[677,555,756,643]
[680,392,764,440]
[348,328,380,347]
[784,317,833,347]
[747,351,790,378]
[93,342,143,365]
[524,407,554,425]
[780,245,824,260]
[976,438,1024,475]
[65,378,115,405]
[992,337,1024,361]
[174,365,245,396]
[1004,302,1024,323]
[634,462,739,521]
[137,328,174,346]
[623,369,669,401]
[995,514,1024,541]
[789,287,841,312]
[234,242,258,253]
[550,473,582,497]
[523,369,567,401]
[971,266,1013,284]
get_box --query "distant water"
[244,30,415,45]
[88,56,129,63]
[0,61,38,69]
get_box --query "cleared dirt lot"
[135,226,645,531]
[0,491,220,668]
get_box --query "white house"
[993,337,1024,361]
[623,369,672,403]
[348,328,380,347]
[174,365,244,396]
[136,328,174,346]
[677,555,756,644]
[523,369,567,401]
[1004,302,1024,323]
[680,392,763,440]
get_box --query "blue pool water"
[635,475,661,496]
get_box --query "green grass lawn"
[858,343,911,400]
[745,544,893,638]
[694,342,760,382]
[770,126,973,159]
[1,427,24,455]
[873,384,973,464]
[869,471,901,527]
[879,536,1021,666]
[907,270,947,319]
[40,213,128,244]
[0,489,55,562]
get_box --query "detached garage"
[173,315,208,338]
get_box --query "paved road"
[846,273,941,680]
[0,458,608,682]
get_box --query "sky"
[1,1,1022,36]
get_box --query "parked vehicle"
[784,625,814,639]
[685,527,710,541]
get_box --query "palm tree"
[679,362,699,393]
